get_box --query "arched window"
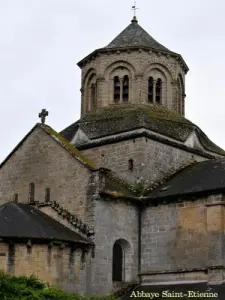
[148,77,153,103]
[91,83,97,110]
[112,242,123,281]
[122,75,129,102]
[45,188,51,203]
[28,183,35,203]
[155,78,162,104]
[114,76,120,102]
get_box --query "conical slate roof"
[77,17,188,70]
[105,17,171,53]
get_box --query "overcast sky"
[0,0,225,162]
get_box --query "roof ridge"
[35,201,94,237]
[40,124,97,170]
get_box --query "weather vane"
[132,1,139,18]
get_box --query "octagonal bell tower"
[77,16,189,117]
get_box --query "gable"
[71,127,90,145]
[0,124,95,218]
[0,123,96,170]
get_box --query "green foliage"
[0,271,116,300]
[130,178,150,197]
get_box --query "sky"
[0,0,225,162]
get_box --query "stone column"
[135,73,144,104]
[119,77,123,103]
[171,80,178,112]
[96,77,105,107]
[80,87,85,117]
[182,93,186,116]
[153,79,156,104]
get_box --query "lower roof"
[0,202,90,244]
[148,159,225,199]
[60,104,225,156]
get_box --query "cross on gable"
[38,109,49,124]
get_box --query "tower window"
[28,183,35,203]
[155,78,162,104]
[114,76,120,102]
[128,159,134,171]
[122,75,129,102]
[148,77,153,103]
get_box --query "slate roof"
[0,202,90,244]
[77,18,188,72]
[121,282,225,300]
[60,104,225,156]
[148,159,225,199]
[106,17,171,53]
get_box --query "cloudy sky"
[0,0,225,162]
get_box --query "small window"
[45,188,51,203]
[148,77,153,103]
[13,193,18,203]
[122,75,129,102]
[128,159,133,171]
[114,76,120,102]
[28,183,35,203]
[155,78,162,104]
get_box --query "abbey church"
[1,15,225,297]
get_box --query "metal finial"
[132,1,139,22]
[38,109,49,124]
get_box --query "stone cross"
[38,109,49,124]
[132,1,139,17]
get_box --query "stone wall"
[0,126,92,221]
[90,199,139,295]
[141,194,225,283]
[80,49,185,116]
[0,242,90,294]
[82,137,206,182]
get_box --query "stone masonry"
[83,137,207,182]
[80,51,185,116]
[0,242,89,293]
[0,126,92,221]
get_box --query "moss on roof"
[61,104,225,157]
[82,104,192,125]
[40,124,96,169]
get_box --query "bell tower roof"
[105,17,171,53]
[77,19,188,73]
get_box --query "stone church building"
[1,15,225,296]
